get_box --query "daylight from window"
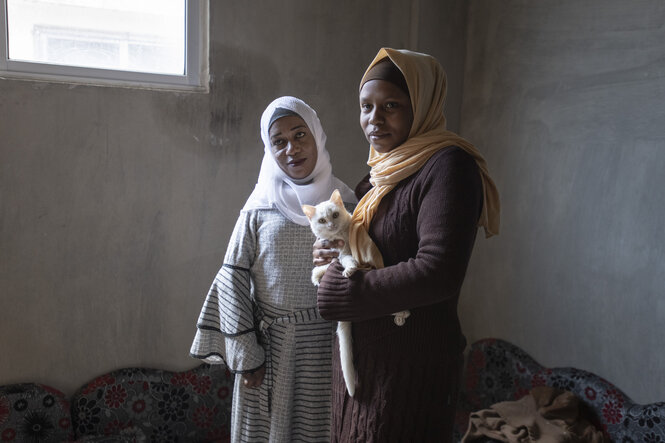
[6,0,186,75]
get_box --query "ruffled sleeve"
[190,211,265,373]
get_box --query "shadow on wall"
[149,45,280,164]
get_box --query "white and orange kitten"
[302,189,358,396]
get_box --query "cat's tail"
[337,321,356,397]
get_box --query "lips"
[368,131,389,140]
[288,158,306,167]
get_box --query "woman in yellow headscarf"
[315,48,500,442]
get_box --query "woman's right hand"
[313,239,344,266]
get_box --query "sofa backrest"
[455,338,665,441]
[0,382,74,442]
[70,364,234,442]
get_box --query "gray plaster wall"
[459,0,665,404]
[0,1,468,396]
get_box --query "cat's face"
[302,189,351,238]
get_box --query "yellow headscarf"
[349,48,501,269]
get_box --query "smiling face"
[268,115,318,179]
[359,79,414,154]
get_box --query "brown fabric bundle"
[462,386,608,443]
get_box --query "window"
[0,0,209,91]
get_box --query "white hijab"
[242,96,357,226]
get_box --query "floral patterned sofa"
[0,364,233,442]
[453,338,665,442]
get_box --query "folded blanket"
[462,386,608,443]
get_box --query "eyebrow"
[270,125,307,138]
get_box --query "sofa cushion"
[70,364,233,442]
[0,383,74,442]
[455,338,665,442]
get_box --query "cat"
[303,189,411,397]
[302,189,359,396]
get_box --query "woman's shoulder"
[427,145,478,171]
[354,147,479,198]
[236,207,282,229]
[240,206,280,218]
[245,207,314,235]
[414,146,482,193]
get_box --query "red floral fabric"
[0,383,73,442]
[71,364,233,442]
[0,364,233,443]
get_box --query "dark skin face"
[359,79,414,153]
[268,115,318,180]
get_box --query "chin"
[289,169,313,180]
[367,139,396,153]
[373,145,397,154]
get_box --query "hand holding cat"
[312,238,344,266]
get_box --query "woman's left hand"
[241,366,266,388]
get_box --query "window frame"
[0,0,209,91]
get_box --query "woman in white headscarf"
[191,96,356,442]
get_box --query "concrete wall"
[0,0,468,396]
[5,0,661,408]
[459,0,665,404]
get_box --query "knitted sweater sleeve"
[317,149,483,322]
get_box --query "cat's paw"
[311,265,328,286]
[342,266,357,278]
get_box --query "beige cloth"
[462,386,608,443]
[349,48,500,269]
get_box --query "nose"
[285,141,300,155]
[368,108,384,126]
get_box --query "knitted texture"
[318,148,483,442]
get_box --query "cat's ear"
[302,205,316,220]
[330,189,343,207]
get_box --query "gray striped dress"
[190,208,332,442]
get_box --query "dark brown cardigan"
[318,147,483,442]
